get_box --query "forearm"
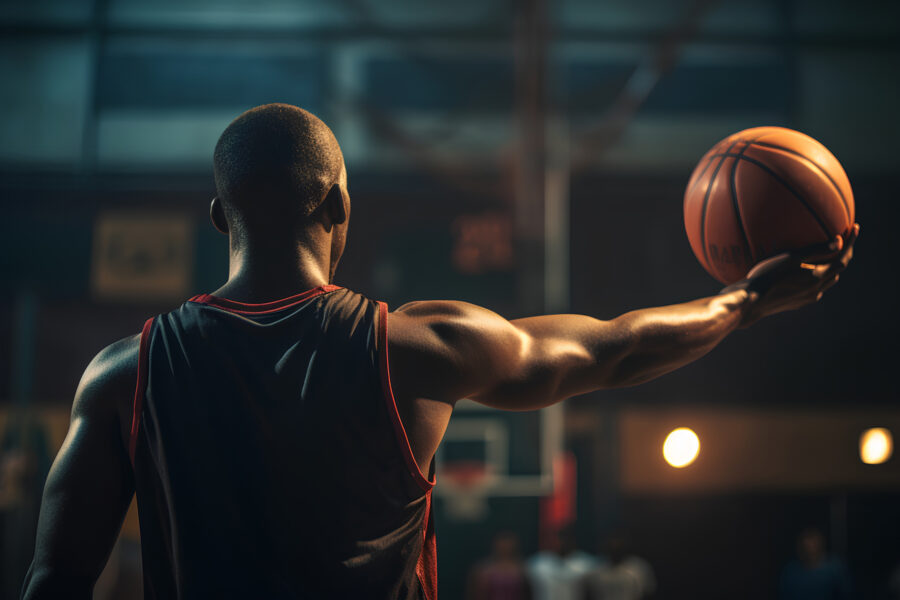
[485,289,751,408]
[595,289,751,389]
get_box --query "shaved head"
[213,104,345,231]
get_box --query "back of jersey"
[129,286,436,600]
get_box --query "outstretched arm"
[388,226,857,412]
[391,285,751,411]
[21,336,138,600]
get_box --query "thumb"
[745,251,792,279]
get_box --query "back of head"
[797,528,826,566]
[491,531,521,561]
[213,104,344,232]
[605,536,627,565]
[556,524,578,556]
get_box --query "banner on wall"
[91,212,193,301]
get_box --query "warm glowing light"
[663,428,700,468]
[860,428,893,465]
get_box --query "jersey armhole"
[128,317,155,465]
[377,301,435,491]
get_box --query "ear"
[323,183,348,226]
[210,197,229,235]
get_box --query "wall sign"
[91,212,193,301]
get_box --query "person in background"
[467,531,533,600]
[888,558,900,600]
[582,535,655,600]
[779,528,851,600]
[528,525,598,600]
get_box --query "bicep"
[23,349,136,598]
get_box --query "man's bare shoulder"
[72,333,142,424]
[388,300,523,354]
[393,300,477,317]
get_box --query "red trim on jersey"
[377,301,435,491]
[129,317,155,465]
[417,489,438,600]
[189,285,342,315]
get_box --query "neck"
[211,234,333,302]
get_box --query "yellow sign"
[91,212,193,301]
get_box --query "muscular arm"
[390,290,750,411]
[21,336,139,600]
[388,228,856,467]
[390,227,856,412]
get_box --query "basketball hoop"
[439,461,491,521]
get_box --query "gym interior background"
[1,0,898,598]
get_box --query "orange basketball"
[683,126,854,284]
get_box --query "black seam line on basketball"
[729,141,757,265]
[747,140,851,223]
[699,138,743,271]
[726,153,832,238]
[687,149,721,196]
[691,135,758,196]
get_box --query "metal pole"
[80,0,110,175]
[11,290,37,408]
[514,0,548,316]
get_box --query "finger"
[839,244,853,268]
[817,250,851,278]
[801,224,859,273]
[793,235,843,264]
[839,223,859,263]
[816,254,850,280]
[800,263,831,276]
[822,225,858,275]
[846,223,860,246]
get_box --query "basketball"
[683,126,855,284]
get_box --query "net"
[438,461,491,521]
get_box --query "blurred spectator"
[582,535,656,600]
[889,559,900,600]
[779,528,851,600]
[467,531,533,600]
[528,525,598,600]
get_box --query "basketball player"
[21,104,857,600]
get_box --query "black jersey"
[128,286,437,599]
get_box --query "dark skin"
[21,164,858,597]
